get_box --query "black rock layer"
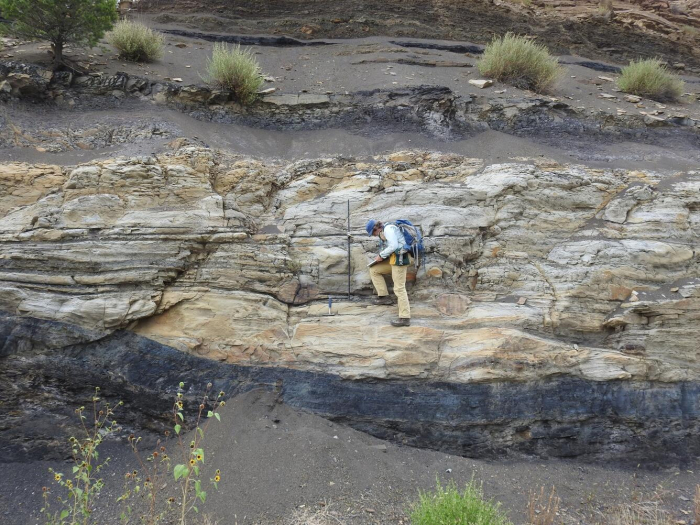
[1,313,698,465]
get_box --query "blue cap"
[365,219,377,236]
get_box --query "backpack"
[391,220,425,269]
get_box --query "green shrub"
[618,58,684,102]
[477,33,562,93]
[108,20,164,62]
[204,42,263,105]
[410,479,512,525]
[0,0,117,70]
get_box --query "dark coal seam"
[160,29,335,47]
[389,40,484,55]
[559,61,622,74]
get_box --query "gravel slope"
[1,390,697,525]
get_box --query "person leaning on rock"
[365,219,411,327]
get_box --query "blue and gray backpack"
[391,220,425,269]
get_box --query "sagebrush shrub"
[108,20,164,62]
[477,33,562,93]
[204,42,263,105]
[618,59,684,102]
[410,479,512,525]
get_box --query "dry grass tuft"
[204,42,264,105]
[108,19,164,62]
[694,485,700,525]
[285,503,346,525]
[527,486,560,525]
[477,33,562,93]
[598,0,614,13]
[618,58,684,102]
[605,501,673,525]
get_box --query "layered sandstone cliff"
[1,145,698,460]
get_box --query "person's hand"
[375,255,383,262]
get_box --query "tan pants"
[369,259,410,319]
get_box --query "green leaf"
[207,411,214,418]
[192,505,199,514]
[215,412,221,422]
[199,491,207,503]
[173,464,188,481]
[195,480,201,494]
[60,510,69,520]
[174,424,181,435]
[193,465,199,476]
[177,412,184,421]
[72,466,79,473]
[197,427,204,439]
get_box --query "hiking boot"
[371,295,393,305]
[390,318,411,327]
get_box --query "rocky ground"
[133,0,700,70]
[1,1,700,524]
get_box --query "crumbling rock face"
[0,146,698,460]
[3,62,700,140]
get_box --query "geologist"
[365,219,411,327]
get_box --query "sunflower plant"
[171,381,225,523]
[119,381,225,525]
[41,387,122,525]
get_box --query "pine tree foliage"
[0,0,118,69]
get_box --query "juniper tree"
[0,0,118,69]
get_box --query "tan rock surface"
[0,147,698,383]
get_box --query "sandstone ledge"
[0,147,698,385]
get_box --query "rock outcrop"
[3,62,699,144]
[1,145,698,461]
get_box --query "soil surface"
[0,390,697,525]
[2,27,700,172]
[3,101,700,174]
[4,29,699,115]
[132,0,700,70]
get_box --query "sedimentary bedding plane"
[0,147,698,462]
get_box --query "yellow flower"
[214,475,221,482]
[195,453,203,461]
[177,401,184,409]
[220,401,226,407]
[215,469,220,474]
[189,459,196,467]
[54,474,62,481]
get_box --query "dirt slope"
[135,0,700,70]
[1,390,697,524]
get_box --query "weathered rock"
[0,147,698,460]
[468,79,493,89]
